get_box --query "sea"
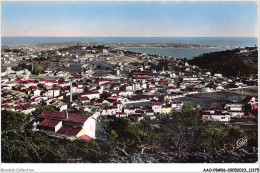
[1,37,257,59]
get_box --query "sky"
[1,1,259,37]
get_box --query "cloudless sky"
[1,1,258,37]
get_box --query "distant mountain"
[188,48,258,77]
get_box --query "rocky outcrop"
[103,147,258,163]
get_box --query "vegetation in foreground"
[1,102,257,163]
[1,110,113,163]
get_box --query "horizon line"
[2,36,258,38]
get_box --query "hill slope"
[188,49,258,77]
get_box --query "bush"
[196,124,246,151]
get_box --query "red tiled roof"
[78,96,90,101]
[22,104,32,109]
[167,87,179,90]
[76,82,82,85]
[49,100,56,104]
[116,112,125,115]
[39,110,89,123]
[39,119,60,127]
[3,100,12,103]
[57,126,82,136]
[188,84,196,88]
[14,106,22,110]
[1,105,9,108]
[25,80,37,83]
[40,71,48,74]
[107,97,117,100]
[79,134,92,140]
[73,74,82,78]
[96,99,104,103]
[41,80,57,83]
[146,109,154,113]
[135,110,144,113]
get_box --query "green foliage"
[1,110,29,131]
[67,139,113,162]
[33,64,45,75]
[1,110,112,163]
[17,63,30,71]
[35,105,56,116]
[172,102,201,126]
[189,49,258,77]
[107,118,174,153]
[196,124,246,151]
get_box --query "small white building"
[80,91,100,100]
[152,102,162,114]
[172,101,183,111]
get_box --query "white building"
[152,102,162,114]
[172,101,183,111]
[79,91,100,100]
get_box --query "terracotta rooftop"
[57,126,82,136]
[39,110,89,123]
[39,119,60,127]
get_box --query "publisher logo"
[236,138,247,148]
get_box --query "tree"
[17,63,29,71]
[35,105,56,116]
[188,49,258,77]
[107,118,174,155]
[196,124,246,151]
[33,64,45,75]
[1,110,29,131]
[172,102,201,126]
[1,110,113,163]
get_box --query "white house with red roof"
[38,110,96,139]
[78,96,90,103]
[116,112,126,118]
[79,91,100,100]
[183,76,199,81]
[172,101,184,111]
[101,106,118,116]
[166,87,181,93]
[47,87,60,98]
[1,70,7,76]
[152,102,162,114]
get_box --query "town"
[1,43,258,142]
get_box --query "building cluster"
[1,45,258,139]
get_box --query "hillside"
[188,48,258,77]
